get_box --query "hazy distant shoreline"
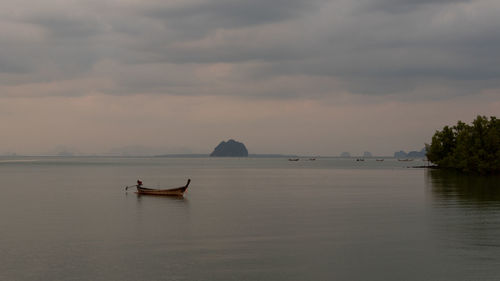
[1,154,400,158]
[155,154,301,158]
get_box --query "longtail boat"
[126,179,191,196]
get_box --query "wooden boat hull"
[135,179,190,196]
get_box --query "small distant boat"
[126,179,191,196]
[288,158,299,161]
[309,158,316,161]
[356,158,364,161]
[376,159,384,162]
[397,159,413,162]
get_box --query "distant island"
[210,139,248,157]
[340,152,351,158]
[394,148,426,159]
[426,115,499,174]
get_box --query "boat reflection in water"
[135,192,188,203]
[426,169,500,270]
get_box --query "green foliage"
[426,116,500,174]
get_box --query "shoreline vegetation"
[426,116,500,174]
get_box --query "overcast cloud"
[1,0,499,155]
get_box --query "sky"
[1,0,499,156]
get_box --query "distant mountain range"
[394,148,426,159]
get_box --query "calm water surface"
[0,157,499,280]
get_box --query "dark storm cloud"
[360,0,472,13]
[145,0,315,36]
[0,55,29,74]
[1,0,499,99]
[29,16,107,38]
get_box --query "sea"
[0,156,499,281]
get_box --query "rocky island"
[210,139,248,157]
[340,152,351,158]
[394,148,426,159]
